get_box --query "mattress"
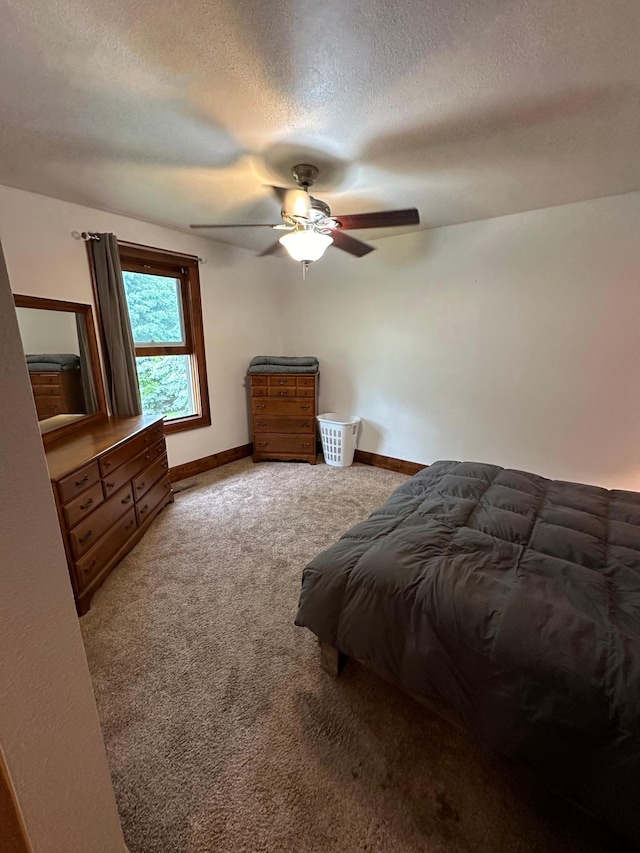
[295,460,640,839]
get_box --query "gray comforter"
[295,460,640,840]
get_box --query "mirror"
[13,295,108,444]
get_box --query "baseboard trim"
[353,449,427,476]
[169,443,425,481]
[169,443,253,482]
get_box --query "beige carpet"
[81,458,632,853]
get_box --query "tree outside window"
[118,246,210,434]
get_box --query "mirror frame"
[14,294,108,446]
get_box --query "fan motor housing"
[283,195,331,226]
[308,196,331,221]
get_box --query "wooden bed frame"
[318,640,463,729]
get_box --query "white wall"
[285,192,640,490]
[0,185,285,467]
[16,306,79,355]
[0,240,127,852]
[4,184,640,490]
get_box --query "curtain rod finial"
[71,231,82,240]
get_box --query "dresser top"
[45,415,163,481]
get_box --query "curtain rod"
[71,231,206,263]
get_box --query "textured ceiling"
[1,0,640,251]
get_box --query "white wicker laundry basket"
[317,413,361,467]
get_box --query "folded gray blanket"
[250,356,318,367]
[26,353,81,372]
[248,364,319,374]
[248,355,319,375]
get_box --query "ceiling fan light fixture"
[279,229,333,263]
[284,188,312,219]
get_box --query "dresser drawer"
[148,436,167,462]
[133,454,169,500]
[74,508,137,590]
[296,376,316,387]
[251,386,267,397]
[36,396,65,419]
[267,376,296,387]
[136,477,172,525]
[253,434,315,454]
[33,383,62,397]
[253,415,315,433]
[70,483,134,559]
[63,480,105,529]
[57,460,101,505]
[296,388,315,398]
[250,375,267,386]
[252,399,315,416]
[30,372,60,386]
[147,420,164,442]
[267,387,297,398]
[99,432,149,477]
[103,448,152,496]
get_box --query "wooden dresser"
[250,373,318,464]
[30,369,84,420]
[45,415,173,614]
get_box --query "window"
[118,244,210,434]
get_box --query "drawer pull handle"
[302,443,311,448]
[80,498,94,511]
[138,482,145,491]
[143,436,149,444]
[75,475,89,487]
[257,421,267,427]
[144,454,151,462]
[256,404,266,410]
[83,559,97,575]
[300,405,311,410]
[257,441,267,447]
[156,442,163,452]
[162,461,168,469]
[140,504,148,515]
[103,460,111,469]
[300,422,311,428]
[79,530,93,545]
[105,481,115,490]
[125,520,135,530]
[122,494,132,504]
[278,380,287,385]
[278,390,288,396]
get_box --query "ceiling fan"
[190,164,420,271]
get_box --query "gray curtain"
[75,314,98,414]
[90,233,142,417]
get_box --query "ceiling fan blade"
[331,208,420,230]
[190,223,280,229]
[258,241,287,257]
[329,229,376,258]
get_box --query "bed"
[295,460,640,840]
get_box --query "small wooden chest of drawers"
[250,373,318,464]
[30,369,85,420]
[45,415,174,614]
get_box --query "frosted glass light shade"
[279,230,333,262]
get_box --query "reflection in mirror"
[15,306,99,434]
[16,308,97,432]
